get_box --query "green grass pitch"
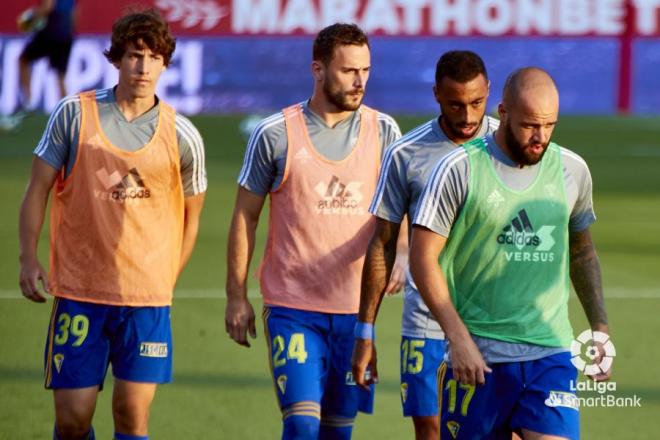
[0,113,659,438]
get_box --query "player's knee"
[54,422,94,440]
[54,407,94,439]
[282,414,320,439]
[112,399,149,435]
[412,416,439,440]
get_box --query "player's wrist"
[354,321,375,340]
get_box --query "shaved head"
[502,67,559,110]
[496,67,560,166]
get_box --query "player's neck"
[307,94,355,128]
[494,129,525,168]
[113,86,157,122]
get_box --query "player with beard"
[225,23,402,439]
[351,51,498,439]
[410,67,610,439]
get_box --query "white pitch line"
[1,288,659,299]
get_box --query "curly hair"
[435,50,488,85]
[103,8,176,67]
[313,23,369,65]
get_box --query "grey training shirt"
[34,88,207,197]
[370,115,499,340]
[413,133,596,364]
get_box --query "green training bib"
[440,138,573,347]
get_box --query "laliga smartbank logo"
[544,329,642,409]
[570,329,615,376]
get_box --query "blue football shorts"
[263,306,375,422]
[44,297,172,389]
[400,336,447,417]
[438,351,579,439]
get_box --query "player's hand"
[225,296,256,347]
[351,338,379,390]
[449,336,492,386]
[19,257,49,303]
[587,331,613,382]
[384,252,408,295]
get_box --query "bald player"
[351,51,497,440]
[410,67,609,440]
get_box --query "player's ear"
[497,102,506,120]
[433,85,441,103]
[311,60,324,82]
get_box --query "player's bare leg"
[53,387,98,439]
[18,54,31,108]
[412,416,438,440]
[521,429,568,440]
[112,379,158,436]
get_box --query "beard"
[504,120,549,166]
[441,116,481,141]
[323,81,364,112]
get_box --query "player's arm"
[175,115,208,274]
[569,227,610,380]
[18,157,58,303]
[36,0,55,17]
[225,187,266,347]
[178,193,206,274]
[384,218,408,295]
[409,226,491,386]
[352,217,401,388]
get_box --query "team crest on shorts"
[446,420,460,438]
[53,353,64,373]
[277,375,287,394]
[139,342,168,358]
[400,382,408,403]
[545,391,579,410]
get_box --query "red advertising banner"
[2,0,660,37]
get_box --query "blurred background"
[1,0,660,116]
[1,1,659,439]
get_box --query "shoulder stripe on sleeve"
[176,114,206,194]
[237,112,285,185]
[377,112,402,138]
[34,90,110,157]
[415,148,468,227]
[487,116,500,131]
[369,121,433,213]
[559,147,589,170]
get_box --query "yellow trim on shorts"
[44,298,60,388]
[437,361,448,440]
[262,306,284,408]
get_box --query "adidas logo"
[94,167,151,202]
[293,148,312,161]
[487,189,505,208]
[314,176,365,215]
[116,168,146,190]
[497,209,556,251]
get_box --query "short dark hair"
[435,50,488,85]
[104,8,176,67]
[313,23,369,65]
